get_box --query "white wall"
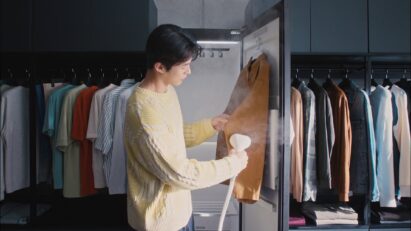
[154,0,249,29]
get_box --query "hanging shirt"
[395,80,411,132]
[72,86,99,196]
[43,84,75,189]
[86,84,118,188]
[323,80,352,202]
[297,81,317,202]
[391,84,411,197]
[1,86,30,195]
[94,79,135,156]
[370,85,396,207]
[34,84,53,183]
[216,54,270,203]
[307,79,335,190]
[290,87,304,202]
[56,84,87,198]
[361,90,379,202]
[339,80,371,196]
[0,84,13,201]
[107,84,136,194]
[43,83,64,102]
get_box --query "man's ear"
[153,62,167,74]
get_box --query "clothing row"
[44,79,137,198]
[0,82,29,201]
[290,77,411,208]
[0,79,138,200]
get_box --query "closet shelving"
[0,52,146,227]
[287,54,410,231]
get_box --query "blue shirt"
[43,84,75,189]
[361,90,379,202]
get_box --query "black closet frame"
[0,51,147,227]
[238,2,290,231]
[288,53,411,231]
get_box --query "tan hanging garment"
[216,54,270,203]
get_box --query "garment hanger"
[382,69,392,88]
[309,69,315,81]
[339,69,352,87]
[325,69,334,85]
[98,68,109,88]
[23,69,31,87]
[396,69,408,85]
[113,67,122,85]
[291,68,301,88]
[370,69,378,87]
[84,68,94,87]
[6,68,16,86]
[125,68,132,81]
[70,68,81,85]
[137,67,144,82]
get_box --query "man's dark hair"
[146,24,201,71]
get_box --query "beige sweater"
[124,86,244,231]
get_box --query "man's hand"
[229,149,248,171]
[211,113,230,131]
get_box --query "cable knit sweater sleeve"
[183,119,216,147]
[125,87,244,191]
[135,127,242,190]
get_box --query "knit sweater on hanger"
[124,85,246,231]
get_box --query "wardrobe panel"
[33,0,154,51]
[369,0,411,53]
[0,0,31,51]
[289,0,310,53]
[311,0,368,53]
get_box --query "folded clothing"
[315,219,358,225]
[372,201,411,223]
[301,202,358,225]
[302,202,358,220]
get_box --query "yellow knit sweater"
[124,86,244,231]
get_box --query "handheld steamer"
[218,133,251,231]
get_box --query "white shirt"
[1,86,30,196]
[391,85,411,197]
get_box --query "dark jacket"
[339,79,370,195]
[307,79,335,190]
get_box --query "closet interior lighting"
[197,41,239,45]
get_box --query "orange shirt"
[72,86,99,196]
[323,80,352,202]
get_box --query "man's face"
[164,58,192,86]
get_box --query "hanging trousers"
[216,54,270,203]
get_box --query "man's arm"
[184,119,216,147]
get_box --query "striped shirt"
[95,79,135,155]
[86,84,118,188]
[106,84,136,194]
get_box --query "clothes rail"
[0,52,146,226]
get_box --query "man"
[124,24,248,231]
